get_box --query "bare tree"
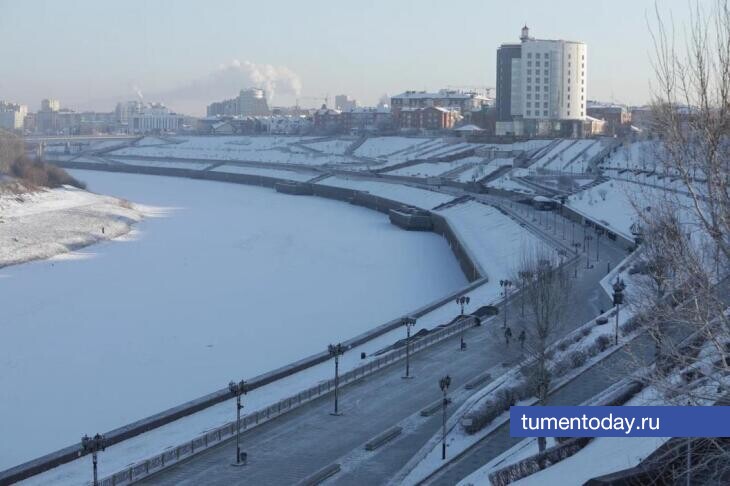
[624,1,730,481]
[0,129,23,174]
[516,246,572,456]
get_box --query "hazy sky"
[0,0,693,115]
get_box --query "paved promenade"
[139,230,624,486]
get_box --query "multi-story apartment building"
[207,88,270,117]
[587,101,631,135]
[341,106,391,133]
[334,94,358,112]
[496,26,588,137]
[397,106,463,131]
[0,102,28,131]
[40,98,60,113]
[390,90,490,130]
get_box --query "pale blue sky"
[0,0,692,115]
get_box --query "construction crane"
[295,94,329,109]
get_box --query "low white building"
[128,103,181,134]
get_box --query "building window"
[544,69,548,75]
[543,110,548,116]
[527,61,532,67]
[536,61,541,67]
[526,93,531,100]
[567,103,570,108]
[526,102,531,107]
[544,77,549,84]
[543,102,548,108]
[527,69,532,75]
[527,53,532,58]
[527,110,532,115]
[535,52,541,58]
[535,85,540,92]
[535,93,540,100]
[581,111,585,116]
[526,85,531,91]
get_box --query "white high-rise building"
[496,26,587,137]
[0,101,28,130]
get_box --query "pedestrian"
[504,326,513,346]
[518,329,526,349]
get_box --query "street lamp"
[439,375,452,460]
[500,279,513,328]
[594,227,603,261]
[80,433,106,486]
[571,242,581,277]
[402,316,417,378]
[612,278,625,345]
[328,343,346,415]
[228,379,247,466]
[517,271,532,317]
[455,296,470,350]
[559,196,567,240]
[584,235,593,269]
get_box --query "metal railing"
[97,316,478,486]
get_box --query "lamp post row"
[79,262,626,486]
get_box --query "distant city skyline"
[0,0,693,115]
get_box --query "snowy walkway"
[130,220,624,486]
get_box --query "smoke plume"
[152,60,303,114]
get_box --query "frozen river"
[0,170,467,470]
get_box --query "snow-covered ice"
[0,169,468,471]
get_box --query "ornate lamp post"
[612,278,625,345]
[455,296,471,350]
[328,343,346,415]
[594,227,603,261]
[228,379,247,465]
[499,279,513,328]
[559,196,567,240]
[571,242,581,277]
[402,316,417,378]
[517,271,532,316]
[584,235,593,269]
[80,433,106,486]
[439,375,452,460]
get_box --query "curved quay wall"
[0,160,486,485]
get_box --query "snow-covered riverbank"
[0,183,149,267]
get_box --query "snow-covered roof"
[454,124,483,132]
[343,106,391,114]
[587,100,627,110]
[393,90,489,101]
